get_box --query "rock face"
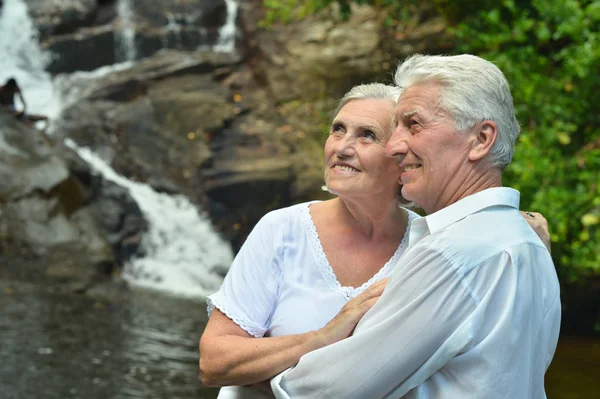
[30,0,453,252]
[52,49,297,250]
[0,111,146,291]
[6,0,453,269]
[30,0,234,73]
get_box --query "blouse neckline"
[300,202,415,300]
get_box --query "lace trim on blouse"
[207,294,265,338]
[301,203,416,300]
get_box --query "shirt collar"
[424,187,521,234]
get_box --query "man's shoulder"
[424,206,545,267]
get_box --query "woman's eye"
[362,130,376,140]
[330,123,344,134]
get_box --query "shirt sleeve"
[207,211,285,338]
[271,245,478,398]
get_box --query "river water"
[0,279,220,399]
[1,273,597,399]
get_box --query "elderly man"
[270,54,561,398]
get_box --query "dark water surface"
[0,281,219,399]
[0,280,595,399]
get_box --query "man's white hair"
[394,54,520,169]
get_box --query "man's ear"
[469,121,498,161]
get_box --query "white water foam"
[66,139,234,298]
[0,0,60,120]
[2,0,236,298]
[116,0,137,62]
[164,12,183,49]
[213,0,238,53]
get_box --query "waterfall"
[164,12,183,50]
[1,0,237,298]
[116,0,137,62]
[214,0,238,53]
[0,0,60,120]
[66,139,233,297]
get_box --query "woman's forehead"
[336,98,395,121]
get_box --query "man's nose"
[385,126,409,158]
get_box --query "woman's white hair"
[332,83,402,118]
[394,54,520,170]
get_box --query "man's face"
[385,82,474,214]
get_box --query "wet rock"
[24,0,99,39]
[89,178,148,266]
[0,111,145,291]
[53,47,302,250]
[40,0,453,256]
[38,0,237,74]
[43,25,117,73]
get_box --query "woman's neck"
[325,197,408,241]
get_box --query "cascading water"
[1,0,238,298]
[66,140,233,297]
[214,0,238,53]
[164,12,184,49]
[0,0,60,120]
[117,0,238,60]
[116,0,138,62]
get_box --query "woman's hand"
[199,278,388,388]
[314,278,388,347]
[200,308,333,388]
[520,211,551,252]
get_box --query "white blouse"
[206,201,419,399]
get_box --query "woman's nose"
[336,135,356,157]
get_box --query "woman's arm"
[199,309,322,387]
[199,278,388,387]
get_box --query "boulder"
[43,24,117,73]
[0,111,146,291]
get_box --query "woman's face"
[323,98,401,202]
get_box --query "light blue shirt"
[272,187,561,399]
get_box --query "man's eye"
[409,120,421,131]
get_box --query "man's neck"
[427,167,502,215]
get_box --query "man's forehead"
[395,84,442,112]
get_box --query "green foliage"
[262,0,600,282]
[450,0,600,281]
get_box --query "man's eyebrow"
[402,110,418,118]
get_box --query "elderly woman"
[198,83,549,398]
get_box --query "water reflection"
[546,336,600,398]
[0,282,219,399]
[1,281,596,398]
